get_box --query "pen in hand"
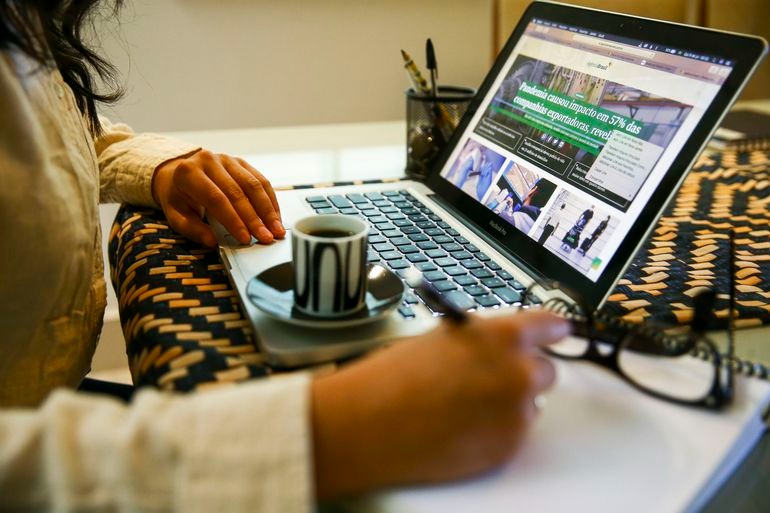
[404,268,468,323]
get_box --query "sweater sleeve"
[0,374,314,513]
[95,117,201,207]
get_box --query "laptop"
[216,1,767,367]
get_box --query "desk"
[108,121,770,512]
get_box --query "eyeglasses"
[521,231,737,410]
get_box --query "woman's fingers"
[161,151,285,245]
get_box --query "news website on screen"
[441,18,733,281]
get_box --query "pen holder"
[405,86,476,180]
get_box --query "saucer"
[246,262,404,329]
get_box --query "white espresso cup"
[292,214,370,317]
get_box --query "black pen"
[426,38,438,98]
[405,269,468,323]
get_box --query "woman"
[0,1,568,510]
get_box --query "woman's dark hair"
[0,0,123,134]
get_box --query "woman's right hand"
[311,310,569,500]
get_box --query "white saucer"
[246,262,404,329]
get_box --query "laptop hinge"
[427,193,553,287]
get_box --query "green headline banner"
[507,82,644,154]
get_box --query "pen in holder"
[405,85,475,180]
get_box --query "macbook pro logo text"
[489,220,508,236]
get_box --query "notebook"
[710,108,770,151]
[216,1,767,367]
[349,355,770,513]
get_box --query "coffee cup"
[291,214,370,317]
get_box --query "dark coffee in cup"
[305,229,355,238]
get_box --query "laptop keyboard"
[305,190,541,319]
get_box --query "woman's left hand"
[152,150,285,247]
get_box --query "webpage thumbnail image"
[533,189,620,275]
[484,160,557,235]
[474,54,692,212]
[442,139,507,202]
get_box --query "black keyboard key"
[398,306,416,319]
[444,266,467,277]
[471,268,494,279]
[394,219,413,228]
[377,224,397,232]
[346,193,369,204]
[423,270,447,282]
[386,212,406,220]
[400,225,419,234]
[434,235,453,244]
[464,285,489,297]
[390,236,411,246]
[309,200,331,208]
[367,251,379,263]
[476,295,501,308]
[403,293,418,305]
[461,259,483,270]
[382,190,401,197]
[306,195,326,203]
[428,214,442,221]
[406,253,428,263]
[495,287,522,304]
[393,201,410,209]
[315,207,337,214]
[456,236,470,244]
[368,235,386,244]
[402,208,420,216]
[476,252,491,262]
[465,243,480,252]
[380,251,401,260]
[434,280,458,292]
[481,277,506,289]
[416,221,436,230]
[398,245,420,254]
[360,209,381,217]
[453,250,473,260]
[425,249,446,259]
[424,227,443,236]
[441,243,464,253]
[340,208,359,215]
[511,280,526,291]
[409,215,427,224]
[365,192,386,201]
[373,243,396,253]
[369,215,388,224]
[435,257,456,267]
[438,221,450,229]
[417,241,438,251]
[525,294,542,305]
[486,261,502,271]
[415,261,437,272]
[388,259,410,270]
[446,228,460,237]
[497,270,514,281]
[328,195,353,209]
[454,275,477,287]
[372,199,390,207]
[443,290,476,311]
[382,229,400,238]
[380,206,399,214]
[408,233,429,243]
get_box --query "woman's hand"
[152,150,285,247]
[311,310,569,500]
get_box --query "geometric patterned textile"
[108,207,270,392]
[108,155,769,389]
[602,149,770,329]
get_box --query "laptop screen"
[437,17,734,283]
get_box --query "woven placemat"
[602,149,770,329]
[108,153,769,389]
